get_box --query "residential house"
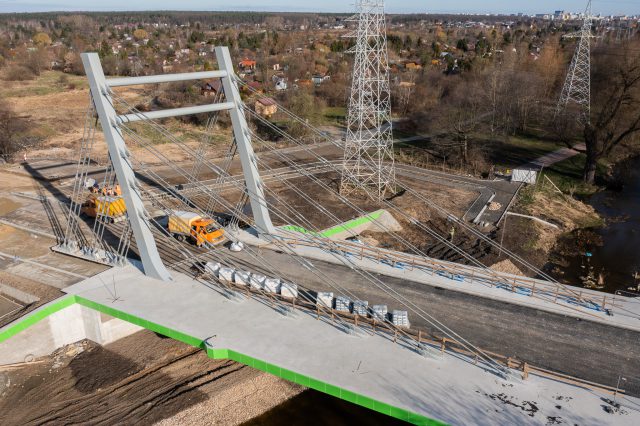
[311,74,331,85]
[275,78,288,91]
[200,79,223,97]
[404,61,423,70]
[238,59,256,72]
[242,80,264,94]
[255,97,278,117]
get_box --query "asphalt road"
[226,247,640,396]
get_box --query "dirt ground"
[0,330,303,426]
[268,171,474,228]
[4,71,235,166]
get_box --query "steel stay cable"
[64,99,98,248]
[244,108,518,278]
[137,156,369,335]
[237,80,594,303]
[113,104,493,362]
[245,118,492,270]
[119,124,371,335]
[241,106,604,316]
[111,92,512,373]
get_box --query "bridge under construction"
[1,31,640,426]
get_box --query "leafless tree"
[0,101,28,162]
[582,43,640,184]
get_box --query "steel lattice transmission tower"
[340,0,395,201]
[556,0,594,124]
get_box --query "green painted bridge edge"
[281,209,385,238]
[0,295,77,344]
[0,296,446,426]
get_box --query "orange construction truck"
[167,211,225,247]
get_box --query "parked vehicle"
[167,210,225,247]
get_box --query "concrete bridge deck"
[2,265,638,425]
[224,230,640,396]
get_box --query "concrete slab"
[55,266,640,425]
[231,232,640,334]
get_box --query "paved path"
[522,143,586,171]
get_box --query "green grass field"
[0,70,88,98]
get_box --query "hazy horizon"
[0,1,637,16]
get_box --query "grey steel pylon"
[556,0,594,124]
[340,0,395,201]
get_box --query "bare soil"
[0,330,302,426]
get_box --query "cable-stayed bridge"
[1,46,640,425]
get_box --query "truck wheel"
[176,234,185,243]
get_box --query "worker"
[114,184,121,196]
[449,226,455,241]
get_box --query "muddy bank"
[0,330,303,426]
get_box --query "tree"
[33,32,52,46]
[580,44,640,184]
[133,29,148,41]
[0,101,28,162]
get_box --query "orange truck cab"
[168,211,225,247]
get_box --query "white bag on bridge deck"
[317,292,334,309]
[280,282,298,298]
[391,310,410,327]
[371,305,388,321]
[352,300,368,316]
[218,267,235,282]
[204,262,221,276]
[234,270,251,286]
[335,296,351,312]
[264,278,281,294]
[250,274,266,290]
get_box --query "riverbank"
[502,146,640,293]
[547,155,640,293]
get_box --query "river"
[552,156,640,293]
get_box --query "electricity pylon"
[556,0,594,124]
[340,0,395,201]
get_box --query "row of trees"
[402,35,640,184]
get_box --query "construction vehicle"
[168,211,225,247]
[80,179,126,222]
[81,195,127,223]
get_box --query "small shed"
[512,168,538,184]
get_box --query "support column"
[81,53,171,281]
[215,46,275,237]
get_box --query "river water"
[553,157,640,293]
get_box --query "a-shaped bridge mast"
[81,46,274,281]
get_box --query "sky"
[0,0,637,16]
